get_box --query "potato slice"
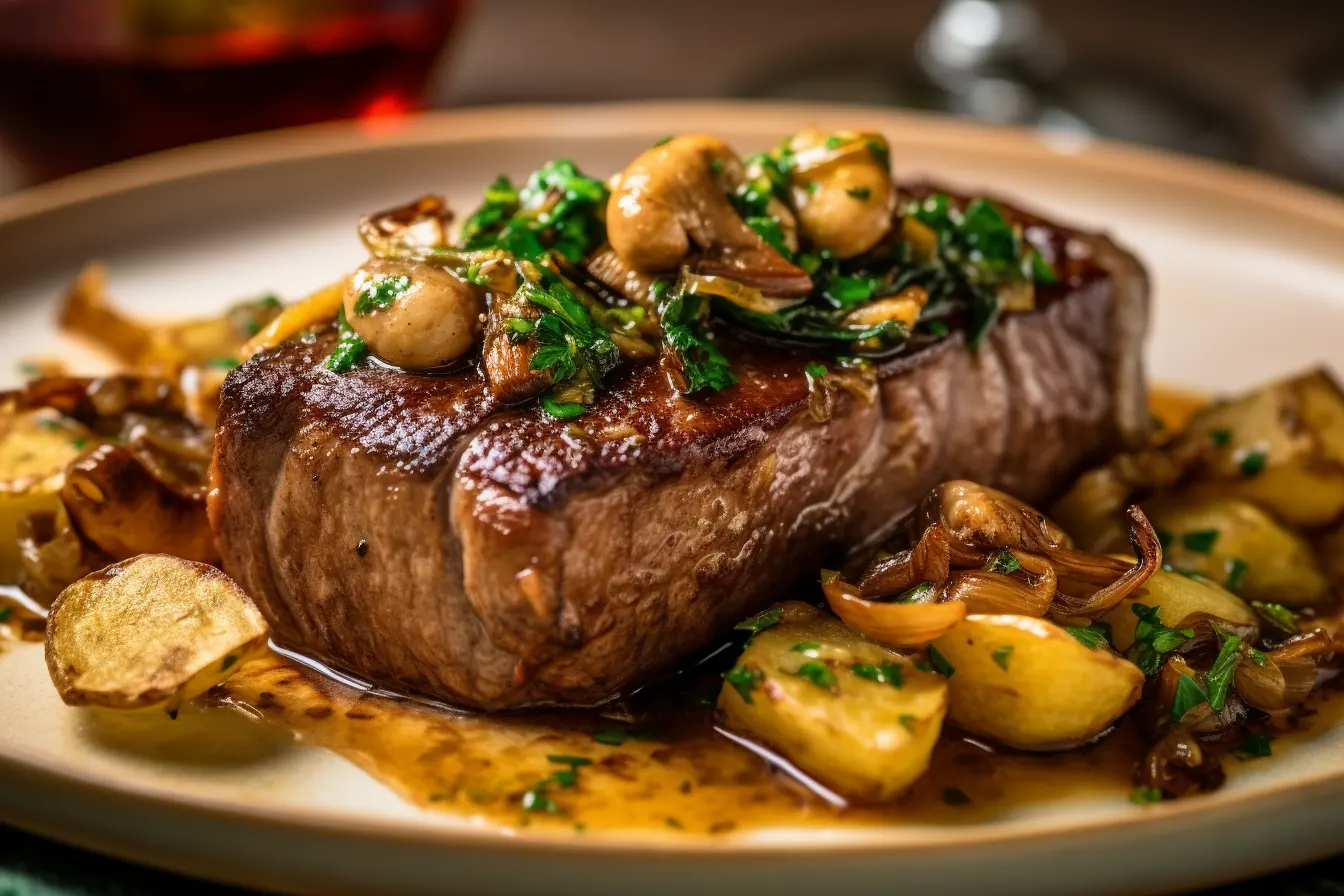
[45,554,268,710]
[1178,369,1344,527]
[0,412,89,582]
[932,614,1144,750]
[1144,497,1329,606]
[718,602,947,801]
[1101,568,1257,651]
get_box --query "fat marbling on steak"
[211,186,1149,710]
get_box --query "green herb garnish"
[899,713,917,732]
[593,729,627,746]
[0,606,12,624]
[1239,448,1267,477]
[1210,428,1232,447]
[1224,557,1249,594]
[1130,786,1164,806]
[845,186,872,201]
[1127,604,1195,676]
[1171,673,1210,722]
[735,606,784,635]
[1064,621,1112,650]
[898,582,938,604]
[1252,601,1298,635]
[850,662,904,689]
[724,666,763,703]
[804,362,828,379]
[1206,630,1242,712]
[462,159,608,262]
[928,645,955,678]
[1180,529,1220,554]
[988,550,1022,575]
[792,661,837,691]
[353,273,411,315]
[791,641,821,655]
[658,284,737,394]
[324,305,369,373]
[991,645,1014,671]
[1235,733,1273,759]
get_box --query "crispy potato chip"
[45,554,268,711]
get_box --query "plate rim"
[3,100,1344,866]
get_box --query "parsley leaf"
[845,186,872,201]
[324,305,369,373]
[1171,673,1210,722]
[1252,601,1298,636]
[353,273,411,315]
[724,666,763,703]
[928,645,956,677]
[1224,557,1249,594]
[658,283,737,394]
[462,159,608,262]
[1206,630,1243,712]
[942,788,971,806]
[518,270,621,413]
[1239,448,1268,478]
[1127,603,1194,676]
[988,550,1022,575]
[991,645,1014,671]
[1064,621,1112,650]
[735,605,784,635]
[1235,733,1273,759]
[1130,786,1164,806]
[1180,529,1220,554]
[851,662,904,688]
[792,661,837,691]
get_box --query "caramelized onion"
[922,480,1073,563]
[944,551,1057,616]
[1138,725,1225,798]
[1049,506,1162,619]
[857,524,952,597]
[679,271,804,314]
[822,578,966,648]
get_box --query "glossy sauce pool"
[3,386,1338,835]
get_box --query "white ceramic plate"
[3,102,1344,896]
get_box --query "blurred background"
[0,0,1342,194]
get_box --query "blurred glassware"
[1286,41,1344,188]
[0,0,468,185]
[743,0,1247,164]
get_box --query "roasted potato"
[932,614,1144,750]
[718,602,947,801]
[0,412,89,582]
[45,554,269,711]
[1178,369,1344,527]
[1102,568,1257,652]
[1143,497,1329,606]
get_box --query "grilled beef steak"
[211,187,1149,710]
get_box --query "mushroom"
[358,194,454,258]
[786,129,897,259]
[606,135,811,297]
[342,257,486,371]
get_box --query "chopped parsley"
[204,356,240,370]
[1210,428,1233,447]
[0,606,12,624]
[988,550,1022,575]
[734,605,784,635]
[1252,601,1298,636]
[1235,733,1274,759]
[791,641,821,655]
[928,645,956,678]
[461,159,608,263]
[824,134,844,150]
[1064,621,1112,651]
[657,281,737,394]
[517,270,621,415]
[991,645,1014,671]
[220,653,238,670]
[324,305,369,373]
[1130,786,1164,806]
[521,755,591,815]
[792,661,837,691]
[1206,630,1243,712]
[724,666,763,703]
[851,662,904,688]
[898,713,917,732]
[845,186,872,201]
[898,582,938,604]
[1180,529,1220,554]
[1127,603,1194,676]
[593,729,626,746]
[352,273,411,315]
[1224,557,1249,594]
[1239,448,1268,478]
[804,362,828,379]
[1171,673,1210,722]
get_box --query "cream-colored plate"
[3,102,1344,895]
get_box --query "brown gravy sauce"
[5,387,1340,833]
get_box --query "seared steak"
[211,187,1149,710]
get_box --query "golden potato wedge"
[718,602,947,801]
[1102,568,1257,651]
[45,554,268,711]
[0,412,89,582]
[932,614,1144,750]
[1144,497,1329,606]
[1178,369,1344,527]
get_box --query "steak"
[211,187,1150,710]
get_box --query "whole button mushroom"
[342,258,486,371]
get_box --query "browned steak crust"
[212,188,1149,709]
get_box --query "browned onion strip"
[922,480,1074,559]
[822,578,966,648]
[943,568,1054,616]
[1138,725,1225,798]
[1235,657,1315,712]
[857,524,951,597]
[1049,506,1162,620]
